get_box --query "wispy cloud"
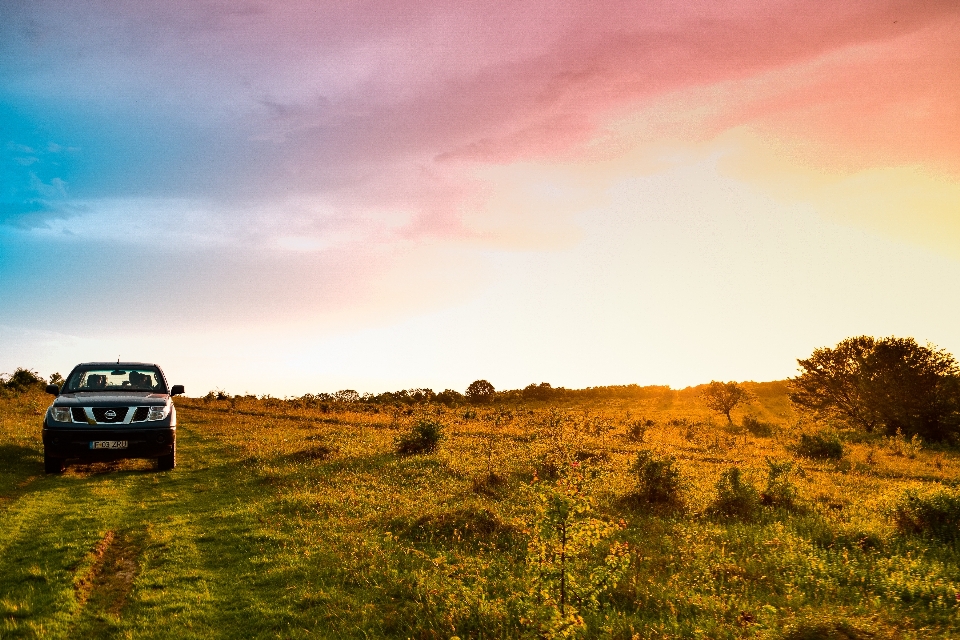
[2,0,959,391]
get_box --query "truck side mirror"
[170,385,185,396]
[45,384,60,396]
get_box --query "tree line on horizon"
[5,335,960,443]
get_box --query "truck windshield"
[63,367,167,393]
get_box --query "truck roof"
[77,362,160,368]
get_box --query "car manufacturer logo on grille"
[105,410,117,420]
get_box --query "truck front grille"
[91,407,129,423]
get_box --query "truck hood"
[54,392,170,407]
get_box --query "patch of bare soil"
[74,530,115,609]
[72,529,143,634]
[66,459,155,476]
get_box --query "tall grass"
[1,381,959,637]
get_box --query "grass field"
[2,382,959,638]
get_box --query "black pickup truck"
[42,362,183,473]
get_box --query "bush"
[626,418,655,442]
[794,432,844,460]
[783,617,875,640]
[760,458,797,509]
[710,467,760,520]
[394,419,445,455]
[886,428,923,459]
[628,450,684,507]
[891,487,960,541]
[742,415,774,437]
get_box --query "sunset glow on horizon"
[3,1,960,396]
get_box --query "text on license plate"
[90,441,128,450]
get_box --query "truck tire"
[44,452,65,474]
[157,443,176,470]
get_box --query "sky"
[2,0,959,396]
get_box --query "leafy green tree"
[700,381,753,424]
[523,472,630,635]
[465,379,496,404]
[790,336,960,441]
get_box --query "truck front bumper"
[42,427,175,461]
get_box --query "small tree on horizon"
[701,381,753,424]
[466,379,496,404]
[0,368,46,393]
[333,389,360,403]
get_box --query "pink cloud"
[422,1,959,168]
[7,0,959,276]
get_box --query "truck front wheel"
[44,452,65,474]
[157,443,176,471]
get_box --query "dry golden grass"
[1,382,959,638]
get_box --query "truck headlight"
[147,405,171,421]
[51,407,72,422]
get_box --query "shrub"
[886,427,923,459]
[291,444,334,461]
[710,467,760,520]
[742,415,774,437]
[794,432,844,460]
[395,419,445,455]
[891,487,960,541]
[522,474,630,635]
[783,617,875,640]
[760,458,797,509]
[628,450,684,507]
[626,418,654,442]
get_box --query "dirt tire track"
[74,530,116,608]
[71,529,144,634]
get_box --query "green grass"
[1,385,959,638]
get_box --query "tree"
[700,381,753,424]
[333,389,360,403]
[436,389,465,407]
[522,382,560,401]
[0,368,46,393]
[465,379,496,404]
[790,336,960,441]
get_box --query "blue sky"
[3,0,960,395]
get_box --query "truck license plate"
[90,441,128,449]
